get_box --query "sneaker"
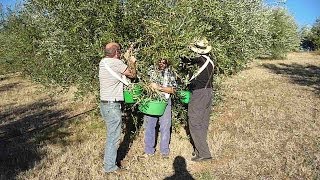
[104,166,126,174]
[191,156,212,162]
[161,154,170,159]
[192,151,196,156]
[139,153,154,159]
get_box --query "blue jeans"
[144,99,172,155]
[100,101,122,173]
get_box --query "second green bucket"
[138,100,168,116]
[178,90,191,104]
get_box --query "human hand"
[128,43,135,52]
[149,83,159,90]
[123,43,134,59]
[129,56,136,63]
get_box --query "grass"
[313,50,320,56]
[0,52,319,179]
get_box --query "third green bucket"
[178,90,191,104]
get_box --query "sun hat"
[189,38,212,54]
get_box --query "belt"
[101,100,121,103]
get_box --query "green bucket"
[124,85,142,103]
[178,90,191,104]
[138,100,168,116]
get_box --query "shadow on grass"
[116,104,144,167]
[164,156,194,180]
[263,63,320,95]
[0,99,72,180]
[0,82,22,93]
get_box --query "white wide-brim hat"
[190,38,212,54]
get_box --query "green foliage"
[300,26,315,51]
[21,0,126,91]
[124,0,274,76]
[0,6,35,75]
[310,18,320,50]
[0,0,301,124]
[299,17,320,51]
[267,7,300,59]
[1,0,301,88]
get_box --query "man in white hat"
[186,38,214,162]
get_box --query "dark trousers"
[188,88,212,158]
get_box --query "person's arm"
[122,43,137,78]
[181,56,199,65]
[149,83,175,94]
[122,56,137,78]
[159,86,176,94]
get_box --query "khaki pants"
[188,88,212,158]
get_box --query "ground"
[0,52,319,179]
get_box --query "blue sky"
[265,0,320,28]
[0,0,23,9]
[1,0,320,28]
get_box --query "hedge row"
[1,1,300,90]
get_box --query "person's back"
[99,58,127,101]
[189,55,214,91]
[99,42,136,173]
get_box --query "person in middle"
[143,59,177,158]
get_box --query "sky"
[265,0,320,28]
[1,0,320,28]
[0,0,22,9]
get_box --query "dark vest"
[189,56,214,91]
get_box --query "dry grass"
[208,52,320,179]
[0,52,319,180]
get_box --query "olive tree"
[0,1,301,125]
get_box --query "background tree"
[267,7,300,59]
[310,17,320,50]
[300,26,315,51]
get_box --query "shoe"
[104,166,126,174]
[139,153,154,159]
[118,165,127,170]
[161,154,170,159]
[192,151,196,156]
[191,156,212,162]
